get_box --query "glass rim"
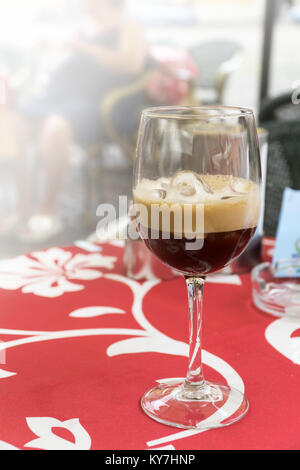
[142,105,254,120]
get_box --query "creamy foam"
[133,172,260,235]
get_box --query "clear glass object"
[252,261,300,318]
[133,106,261,430]
[218,128,268,275]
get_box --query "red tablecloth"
[0,240,299,450]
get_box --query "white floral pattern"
[25,417,92,450]
[0,248,117,298]
[0,247,247,449]
[265,317,300,365]
[0,417,92,450]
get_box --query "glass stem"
[183,276,206,393]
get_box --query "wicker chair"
[84,68,198,226]
[188,40,243,104]
[83,71,154,225]
[259,93,300,236]
[99,71,154,160]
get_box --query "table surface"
[0,239,299,450]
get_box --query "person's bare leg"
[0,112,34,233]
[20,115,73,241]
[38,115,72,216]
[14,113,36,216]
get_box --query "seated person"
[6,0,147,239]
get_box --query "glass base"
[141,380,249,430]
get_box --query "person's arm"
[70,23,147,76]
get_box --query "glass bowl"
[252,262,300,318]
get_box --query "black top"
[46,28,134,101]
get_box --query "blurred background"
[0,0,299,259]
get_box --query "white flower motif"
[24,417,91,450]
[0,248,117,298]
[266,317,300,364]
[69,306,126,318]
[0,440,20,450]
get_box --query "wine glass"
[133,106,261,430]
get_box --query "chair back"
[188,40,242,88]
[260,117,300,236]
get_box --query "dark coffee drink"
[139,227,256,275]
[133,172,260,275]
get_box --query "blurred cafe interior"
[0,0,299,257]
